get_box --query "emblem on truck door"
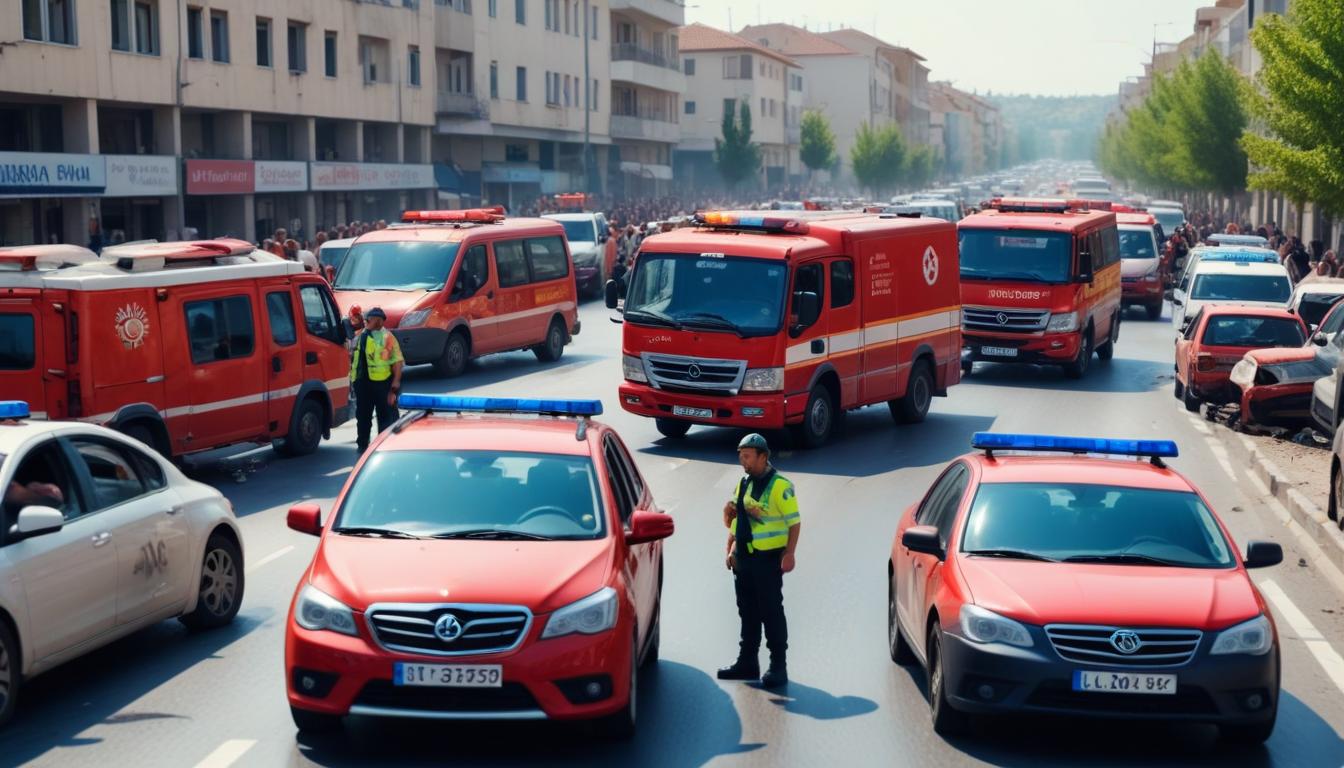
[922,246,939,286]
[114,303,151,349]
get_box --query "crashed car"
[1176,306,1308,413]
[1231,347,1336,429]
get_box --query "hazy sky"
[686,0,1212,96]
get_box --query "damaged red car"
[1175,307,1308,413]
[1231,302,1344,430]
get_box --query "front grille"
[641,353,746,395]
[354,680,539,714]
[366,603,531,657]
[963,306,1050,333]
[1026,681,1218,715]
[1045,625,1202,668]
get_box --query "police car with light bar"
[1172,249,1293,333]
[888,432,1283,742]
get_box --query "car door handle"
[167,505,184,516]
[305,351,319,365]
[487,291,495,299]
[272,355,283,373]
[91,532,111,548]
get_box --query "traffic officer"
[718,433,801,688]
[350,307,403,454]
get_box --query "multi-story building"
[2,0,438,245]
[928,81,1002,177]
[608,0,684,196]
[818,29,930,146]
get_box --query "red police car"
[284,396,672,737]
[888,433,1283,742]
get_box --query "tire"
[1146,301,1162,321]
[1220,715,1276,745]
[0,619,18,730]
[1183,383,1201,413]
[654,418,691,440]
[890,360,934,425]
[1096,315,1118,361]
[602,636,638,740]
[1174,379,1185,401]
[533,319,566,363]
[291,705,343,734]
[278,398,323,458]
[793,385,836,449]
[888,570,915,665]
[121,423,164,457]
[435,331,469,378]
[961,360,973,377]
[1063,327,1093,379]
[927,622,970,737]
[1332,465,1343,527]
[179,532,244,631]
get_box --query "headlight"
[1210,614,1273,655]
[399,308,432,328]
[622,354,648,383]
[959,605,1034,648]
[541,587,618,639]
[1046,312,1080,334]
[294,584,359,636]
[741,367,784,393]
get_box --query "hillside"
[986,94,1116,163]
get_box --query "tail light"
[1196,354,1217,372]
[67,379,82,418]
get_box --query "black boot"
[761,658,788,688]
[716,655,760,681]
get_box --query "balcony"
[437,91,489,119]
[610,44,685,94]
[608,0,684,26]
[611,43,678,71]
[610,114,680,143]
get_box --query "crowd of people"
[1164,209,1338,283]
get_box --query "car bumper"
[1121,281,1163,304]
[963,331,1082,366]
[940,632,1278,724]
[617,382,790,428]
[1187,371,1235,402]
[390,327,450,366]
[286,619,633,722]
[575,264,601,287]
[1241,383,1314,428]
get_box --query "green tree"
[714,99,762,188]
[850,122,907,197]
[904,144,937,189]
[1242,0,1344,216]
[799,110,838,177]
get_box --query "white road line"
[192,739,257,768]
[1259,579,1344,696]
[246,545,295,574]
[1187,416,1212,435]
[1203,438,1239,480]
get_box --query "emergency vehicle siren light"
[987,198,1072,213]
[1208,234,1270,247]
[971,432,1179,459]
[1199,250,1279,264]
[695,211,810,234]
[0,401,31,419]
[398,394,603,416]
[401,207,507,224]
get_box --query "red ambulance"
[607,211,961,447]
[0,240,351,458]
[958,199,1123,379]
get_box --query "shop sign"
[254,161,309,193]
[310,162,436,191]
[0,152,106,197]
[185,160,254,195]
[104,155,179,196]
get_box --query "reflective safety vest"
[350,329,404,383]
[727,472,801,553]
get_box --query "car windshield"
[1191,273,1292,303]
[1119,228,1157,259]
[910,203,959,220]
[556,219,596,243]
[623,253,788,337]
[959,229,1073,283]
[318,246,349,269]
[962,482,1234,568]
[1151,209,1185,234]
[1202,315,1304,346]
[334,242,462,291]
[334,450,605,540]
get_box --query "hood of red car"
[309,535,615,616]
[1243,347,1315,365]
[958,558,1261,631]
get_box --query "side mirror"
[626,509,674,544]
[605,278,626,309]
[1314,332,1329,347]
[11,505,64,539]
[1243,540,1282,569]
[901,525,944,560]
[1076,250,1094,284]
[1163,289,1175,302]
[1172,297,1184,307]
[790,291,820,337]
[287,502,323,536]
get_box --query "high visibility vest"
[350,329,403,383]
[727,473,800,553]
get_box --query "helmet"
[737,433,770,454]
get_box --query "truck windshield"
[334,242,462,291]
[624,253,788,337]
[959,229,1073,284]
[1119,228,1157,259]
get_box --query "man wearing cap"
[350,307,404,453]
[718,433,801,688]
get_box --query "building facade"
[608,0,685,197]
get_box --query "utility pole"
[583,0,592,194]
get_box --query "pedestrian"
[342,304,365,349]
[718,433,801,689]
[349,307,403,454]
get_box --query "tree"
[799,110,837,176]
[714,99,762,189]
[850,122,906,198]
[905,144,937,190]
[1242,0,1344,216]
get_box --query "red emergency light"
[1073,199,1113,211]
[103,239,256,261]
[402,207,506,224]
[553,193,588,210]
[989,197,1100,214]
[0,244,98,271]
[694,211,810,234]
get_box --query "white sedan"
[0,401,243,727]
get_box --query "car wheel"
[654,418,691,440]
[602,636,638,740]
[793,385,835,448]
[890,360,934,425]
[1096,315,1118,361]
[888,570,915,665]
[928,622,970,737]
[1220,714,1276,745]
[279,398,324,458]
[1174,378,1185,400]
[435,332,469,378]
[121,423,166,457]
[1183,383,1202,413]
[1146,302,1162,321]
[1063,328,1093,379]
[291,705,343,734]
[1333,466,1343,527]
[0,620,18,729]
[533,319,566,363]
[961,360,973,377]
[180,533,244,630]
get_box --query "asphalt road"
[5,298,1344,768]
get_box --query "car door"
[602,436,651,647]
[607,434,658,642]
[446,244,500,353]
[177,289,267,450]
[785,262,829,391]
[263,287,302,437]
[491,239,533,349]
[826,258,861,405]
[296,282,352,409]
[4,437,118,660]
[65,436,191,625]
[1175,311,1201,386]
[901,463,968,658]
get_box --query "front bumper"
[940,632,1278,724]
[617,381,791,428]
[1121,279,1163,305]
[1241,383,1314,428]
[963,331,1081,366]
[390,327,450,366]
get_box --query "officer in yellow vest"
[718,433,800,688]
[350,307,404,453]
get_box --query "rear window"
[1191,273,1292,303]
[1202,315,1304,347]
[1119,228,1157,259]
[0,314,35,370]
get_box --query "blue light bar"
[397,394,603,416]
[971,432,1178,458]
[0,401,30,419]
[1208,234,1269,247]
[1199,250,1278,264]
[737,215,766,227]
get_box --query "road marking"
[1203,438,1238,480]
[246,545,295,574]
[1186,416,1212,435]
[193,739,257,768]
[1258,579,1344,696]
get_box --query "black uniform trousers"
[734,548,787,659]
[353,377,397,451]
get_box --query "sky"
[685,0,1213,96]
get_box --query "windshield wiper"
[624,308,682,330]
[1063,553,1182,566]
[333,526,423,539]
[429,529,556,541]
[965,549,1058,562]
[677,312,744,336]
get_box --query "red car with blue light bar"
[284,396,672,738]
[888,433,1283,742]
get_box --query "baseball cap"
[737,433,770,454]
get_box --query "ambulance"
[958,198,1123,379]
[0,240,352,458]
[607,210,961,447]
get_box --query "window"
[916,463,968,547]
[590,5,597,39]
[830,260,854,308]
[287,20,307,72]
[515,0,525,24]
[590,79,598,111]
[544,0,555,31]
[204,9,225,61]
[111,0,130,49]
[134,0,159,54]
[184,7,203,58]
[488,0,496,17]
[489,60,499,98]
[724,53,751,79]
[453,245,490,297]
[792,263,824,322]
[359,37,380,83]
[4,440,84,525]
[323,30,336,76]
[760,97,765,115]
[545,71,558,106]
[0,315,36,371]
[526,236,569,282]
[184,296,255,364]
[22,0,76,45]
[255,18,271,66]
[494,241,531,287]
[683,58,695,76]
[516,66,527,101]
[408,45,421,86]
[266,291,297,346]
[505,143,528,162]
[69,438,151,511]
[684,101,696,115]
[299,285,341,343]
[603,438,636,526]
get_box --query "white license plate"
[1072,670,1176,695]
[671,405,714,419]
[981,346,1018,358]
[394,663,503,688]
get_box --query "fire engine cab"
[607,211,961,447]
[0,240,351,458]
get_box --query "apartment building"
[929,81,1003,177]
[608,0,685,196]
[674,23,799,191]
[3,0,438,246]
[819,29,931,146]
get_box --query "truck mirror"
[605,279,623,310]
[1076,250,1094,284]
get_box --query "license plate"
[980,346,1018,358]
[671,405,713,419]
[394,663,503,688]
[1072,670,1176,695]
